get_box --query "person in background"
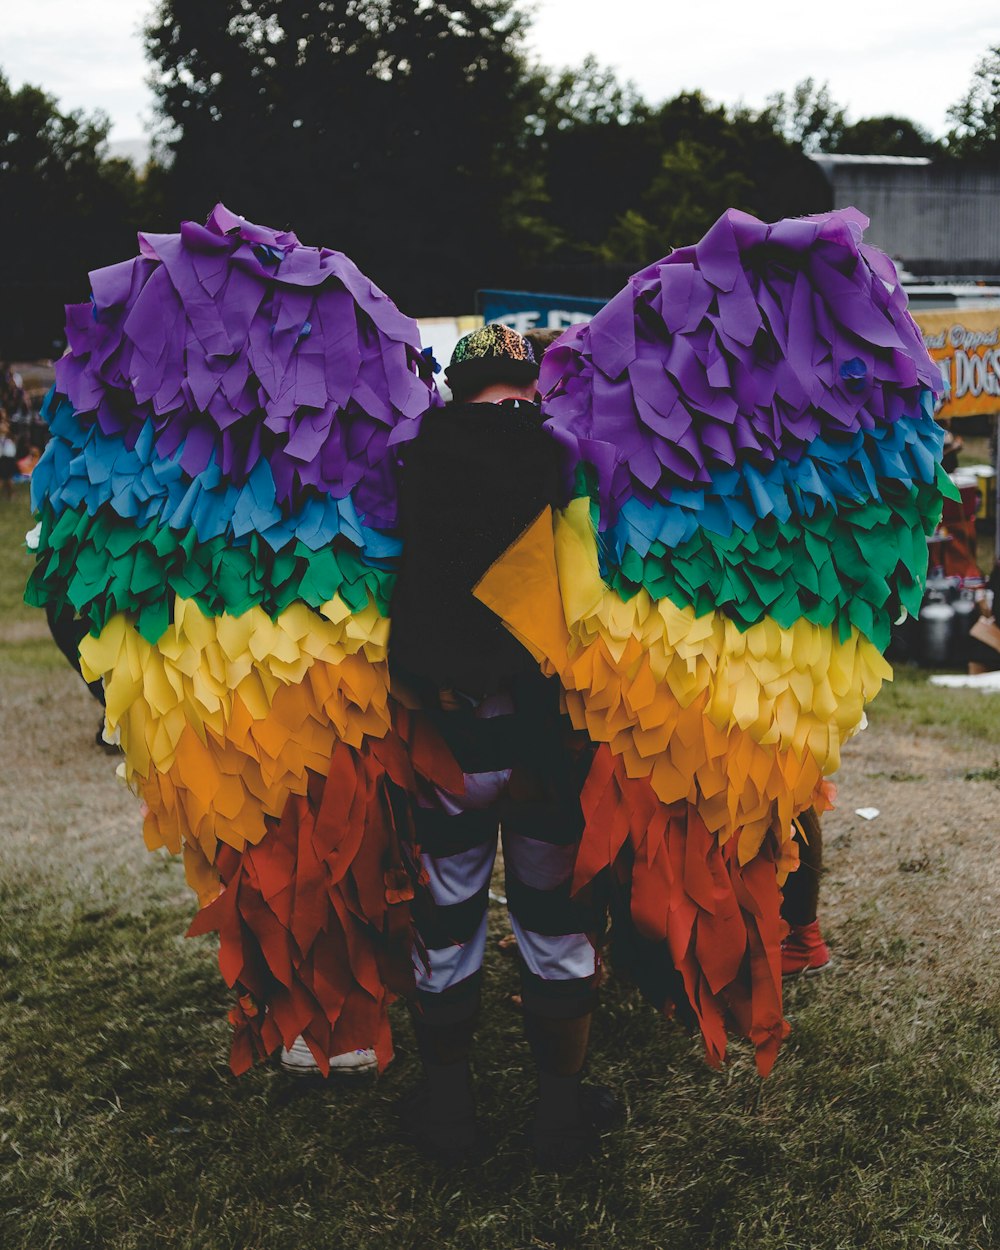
[44,603,121,755]
[523,326,565,362]
[967,561,1000,675]
[15,436,40,480]
[0,363,25,419]
[940,421,964,474]
[0,412,16,500]
[780,808,831,976]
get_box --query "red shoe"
[781,920,831,977]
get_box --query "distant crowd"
[0,363,49,499]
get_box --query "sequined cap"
[445,324,539,398]
[450,324,536,367]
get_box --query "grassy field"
[1,482,999,1250]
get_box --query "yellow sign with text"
[912,307,1000,420]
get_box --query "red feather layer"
[187,708,462,1076]
[576,744,790,1075]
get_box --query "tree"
[605,137,753,262]
[600,93,831,265]
[947,44,1000,159]
[529,57,659,263]
[832,115,940,157]
[0,72,147,358]
[534,55,647,131]
[760,78,846,154]
[144,0,551,313]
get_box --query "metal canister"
[919,594,956,667]
[925,568,957,601]
[951,588,979,660]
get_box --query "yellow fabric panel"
[138,653,391,901]
[80,595,389,775]
[81,598,392,901]
[476,501,889,860]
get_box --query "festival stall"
[906,307,1000,667]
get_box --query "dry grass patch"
[2,483,999,1249]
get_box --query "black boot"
[399,1059,478,1161]
[400,1010,479,1161]
[524,1011,623,1171]
[532,1068,600,1170]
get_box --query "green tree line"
[2,1,999,358]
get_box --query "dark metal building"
[811,155,1000,279]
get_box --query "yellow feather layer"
[475,500,890,861]
[81,596,391,901]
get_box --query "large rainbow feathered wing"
[475,208,947,1074]
[28,205,947,1079]
[26,205,457,1072]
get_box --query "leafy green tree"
[760,78,846,153]
[145,0,552,313]
[832,115,940,157]
[605,138,752,262]
[530,56,659,262]
[601,93,830,265]
[946,44,1000,159]
[535,54,648,131]
[0,72,147,358]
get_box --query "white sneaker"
[328,1047,380,1076]
[279,1035,380,1078]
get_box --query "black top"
[389,399,562,694]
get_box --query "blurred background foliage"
[2,1,999,354]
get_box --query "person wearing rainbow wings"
[26,204,948,1169]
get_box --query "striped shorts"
[408,687,602,1023]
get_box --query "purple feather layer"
[540,207,940,520]
[56,204,438,529]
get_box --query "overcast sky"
[1,0,997,144]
